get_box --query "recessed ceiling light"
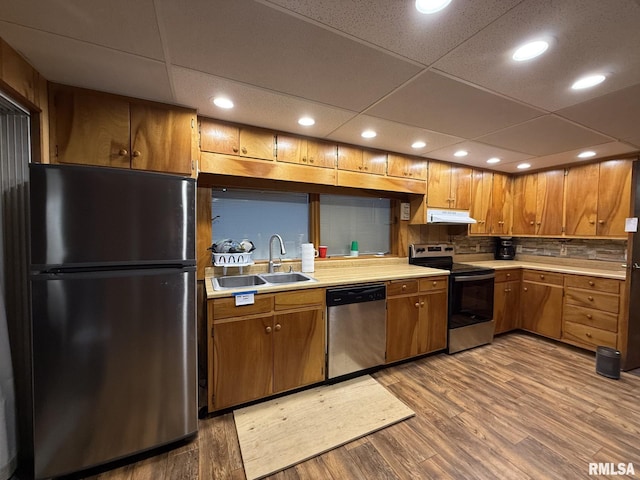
[453,150,468,157]
[578,150,596,158]
[361,130,377,139]
[512,40,549,61]
[517,163,531,170]
[571,74,606,90]
[298,117,315,126]
[415,0,452,14]
[212,97,234,109]
[486,157,501,164]
[411,141,426,149]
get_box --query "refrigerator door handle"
[633,263,640,271]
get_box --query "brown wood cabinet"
[387,153,427,180]
[469,169,493,234]
[488,172,512,235]
[520,270,563,339]
[493,269,521,334]
[565,159,632,237]
[200,117,276,160]
[427,161,472,209]
[49,84,194,174]
[276,135,337,168]
[386,276,447,363]
[512,170,564,236]
[337,145,386,175]
[209,288,325,411]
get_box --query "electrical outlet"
[560,244,567,256]
[516,245,523,254]
[475,243,480,253]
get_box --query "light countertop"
[462,260,626,280]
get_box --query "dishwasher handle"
[326,284,386,307]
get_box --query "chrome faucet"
[268,234,286,273]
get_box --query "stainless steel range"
[409,244,495,354]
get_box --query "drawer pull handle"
[506,273,511,278]
[402,284,407,290]
[540,274,545,279]
[586,332,592,338]
[587,314,593,319]
[432,281,437,286]
[588,281,595,286]
[265,326,272,334]
[588,296,594,301]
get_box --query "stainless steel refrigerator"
[28,164,197,479]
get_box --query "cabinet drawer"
[494,269,522,283]
[564,289,619,314]
[275,288,325,311]
[419,276,448,292]
[213,295,274,320]
[387,280,419,296]
[523,270,563,286]
[563,320,617,350]
[564,275,620,294]
[563,304,618,332]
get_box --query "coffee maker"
[495,237,516,260]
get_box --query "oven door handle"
[453,273,495,282]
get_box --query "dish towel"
[0,286,16,480]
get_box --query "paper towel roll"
[301,243,315,272]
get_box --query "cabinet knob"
[530,221,534,225]
[302,156,307,163]
[118,149,128,156]
[524,287,528,292]
[275,324,281,331]
[536,222,541,225]
[540,274,545,279]
[588,296,594,301]
[232,147,239,153]
[241,147,247,154]
[309,158,314,163]
[588,281,594,286]
[415,302,420,308]
[432,281,437,286]
[598,220,605,224]
[505,288,510,292]
[402,284,407,290]
[358,165,363,170]
[589,220,595,224]
[364,166,368,171]
[420,301,425,307]
[265,326,272,334]
[506,273,511,278]
[586,332,592,338]
[132,150,141,157]
[587,314,593,319]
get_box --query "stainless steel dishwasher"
[326,283,386,379]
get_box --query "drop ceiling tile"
[366,71,544,138]
[556,83,640,146]
[0,22,173,102]
[477,115,614,156]
[432,0,640,111]
[261,0,521,65]
[155,0,422,112]
[0,0,165,59]
[325,115,462,156]
[172,67,358,137]
[424,141,532,170]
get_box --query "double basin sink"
[212,271,316,291]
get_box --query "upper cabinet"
[49,84,195,175]
[565,159,632,237]
[337,145,386,175]
[200,117,276,161]
[469,169,493,235]
[512,169,564,236]
[427,161,471,210]
[387,154,427,180]
[276,134,337,168]
[488,172,512,235]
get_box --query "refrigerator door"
[30,164,196,269]
[626,162,640,369]
[30,267,197,479]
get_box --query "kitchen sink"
[259,272,316,284]
[212,274,267,290]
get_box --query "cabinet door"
[450,166,472,210]
[494,280,520,334]
[387,154,427,180]
[273,308,326,393]
[276,134,305,164]
[427,161,451,208]
[199,118,239,155]
[597,159,632,236]
[362,150,387,175]
[520,281,563,339]
[337,145,364,172]
[239,127,276,160]
[536,169,565,236]
[305,139,337,168]
[565,163,598,236]
[212,316,273,409]
[469,170,492,234]
[417,290,448,354]
[51,86,130,168]
[512,174,537,235]
[386,296,419,362]
[490,173,512,235]
[130,103,193,174]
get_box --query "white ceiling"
[1,0,639,173]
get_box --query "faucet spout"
[268,234,286,273]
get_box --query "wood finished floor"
[88,333,640,479]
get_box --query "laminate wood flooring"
[87,333,640,479]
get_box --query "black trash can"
[595,346,621,379]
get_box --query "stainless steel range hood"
[426,208,477,224]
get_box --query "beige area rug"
[234,375,415,480]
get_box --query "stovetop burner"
[409,244,494,276]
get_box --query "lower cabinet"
[386,276,448,363]
[493,269,521,334]
[209,288,325,411]
[520,270,563,339]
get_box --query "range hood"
[427,208,477,224]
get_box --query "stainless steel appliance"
[495,237,516,260]
[625,161,640,370]
[409,244,495,354]
[27,164,197,479]
[326,284,386,379]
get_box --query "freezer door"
[30,164,195,268]
[30,267,197,479]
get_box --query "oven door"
[449,272,495,329]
